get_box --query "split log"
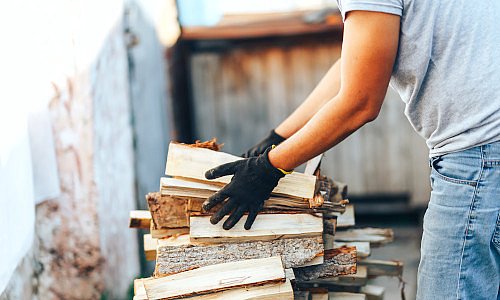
[333,228,394,246]
[189,214,323,244]
[294,247,357,281]
[185,280,293,299]
[295,266,368,289]
[358,259,403,277]
[330,204,355,228]
[333,242,371,258]
[129,210,151,229]
[143,256,286,299]
[360,285,385,300]
[133,278,148,300]
[155,234,324,276]
[146,192,189,229]
[329,292,367,300]
[143,234,157,261]
[165,142,316,199]
[150,224,189,239]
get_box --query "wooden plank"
[129,210,151,229]
[133,278,148,300]
[150,223,189,239]
[188,280,293,300]
[331,205,355,228]
[189,214,323,244]
[146,192,189,229]
[294,247,357,281]
[165,142,316,199]
[333,228,393,246]
[333,242,370,258]
[358,259,403,277]
[143,256,285,299]
[329,292,367,300]
[360,285,385,300]
[155,234,324,276]
[143,234,157,261]
[162,177,344,213]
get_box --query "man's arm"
[269,10,400,170]
[275,59,341,139]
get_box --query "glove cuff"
[269,129,286,145]
[260,147,287,181]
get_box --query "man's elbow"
[362,107,381,123]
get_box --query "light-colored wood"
[333,242,371,258]
[294,247,357,281]
[336,266,368,286]
[296,266,368,288]
[329,292,367,300]
[146,192,189,229]
[155,234,324,275]
[189,214,323,243]
[150,221,189,239]
[360,285,385,300]
[187,280,294,300]
[331,205,355,228]
[311,292,329,300]
[143,256,285,299]
[333,228,393,246]
[284,269,295,281]
[165,142,316,199]
[133,278,148,300]
[298,255,324,267]
[129,210,151,229]
[162,177,343,212]
[143,234,157,261]
[358,259,403,277]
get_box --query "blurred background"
[0,0,428,299]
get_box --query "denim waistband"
[432,140,500,163]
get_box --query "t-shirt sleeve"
[336,0,403,21]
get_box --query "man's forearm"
[275,58,341,138]
[269,92,379,171]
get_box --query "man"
[202,1,500,299]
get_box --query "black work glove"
[241,130,285,158]
[203,147,285,230]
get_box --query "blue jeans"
[417,142,500,299]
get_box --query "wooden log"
[333,228,394,246]
[294,247,357,281]
[323,218,337,235]
[129,210,151,229]
[187,280,293,300]
[143,234,157,261]
[295,266,368,289]
[155,234,324,276]
[330,204,355,228]
[189,214,323,244]
[146,192,189,229]
[329,292,367,300]
[358,259,403,277]
[333,242,371,258]
[360,285,385,300]
[150,222,189,239]
[143,256,286,299]
[165,142,316,199]
[133,278,148,300]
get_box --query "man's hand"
[203,147,285,230]
[241,130,285,158]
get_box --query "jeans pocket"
[492,211,500,249]
[430,155,479,186]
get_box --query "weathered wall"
[1,1,143,299]
[190,42,430,206]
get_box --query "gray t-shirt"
[337,0,500,156]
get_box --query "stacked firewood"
[129,140,403,300]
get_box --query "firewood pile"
[129,140,403,300]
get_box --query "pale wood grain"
[189,214,323,244]
[185,280,293,300]
[331,204,355,228]
[329,292,367,300]
[165,142,316,199]
[143,256,285,299]
[333,242,371,258]
[334,228,394,246]
[129,210,151,229]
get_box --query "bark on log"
[294,247,357,281]
[155,235,324,276]
[146,192,189,229]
